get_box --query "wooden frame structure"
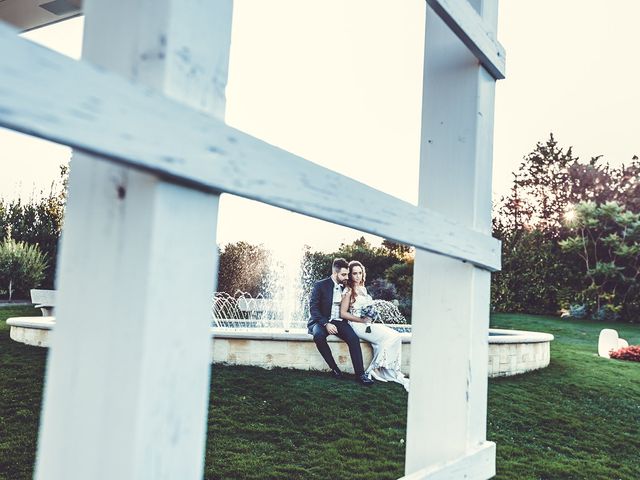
[0,0,504,478]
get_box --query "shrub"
[0,165,67,289]
[491,229,579,315]
[0,238,48,300]
[560,201,640,322]
[609,345,640,362]
[383,258,413,322]
[368,278,397,301]
[569,304,587,319]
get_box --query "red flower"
[610,345,640,362]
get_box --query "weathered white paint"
[0,21,501,272]
[405,0,499,477]
[0,0,505,477]
[33,1,232,479]
[399,442,495,480]
[425,0,505,79]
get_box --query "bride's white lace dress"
[345,286,409,392]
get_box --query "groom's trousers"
[311,320,365,375]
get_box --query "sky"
[1,0,639,254]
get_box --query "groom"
[308,258,373,385]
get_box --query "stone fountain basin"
[6,318,553,377]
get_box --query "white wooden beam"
[400,442,495,480]
[0,21,500,271]
[426,0,506,79]
[33,1,232,479]
[405,0,499,477]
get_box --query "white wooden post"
[405,0,499,478]
[34,1,233,478]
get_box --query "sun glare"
[564,205,576,223]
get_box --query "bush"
[367,278,397,301]
[491,229,579,315]
[0,238,48,300]
[609,345,640,362]
[569,304,587,318]
[0,165,67,289]
[300,237,414,321]
[383,259,413,321]
[560,201,640,322]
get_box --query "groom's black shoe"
[330,368,344,380]
[358,374,374,386]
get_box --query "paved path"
[0,301,33,307]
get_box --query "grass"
[488,313,640,480]
[0,307,639,479]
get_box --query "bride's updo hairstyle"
[348,260,366,304]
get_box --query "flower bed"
[609,345,640,362]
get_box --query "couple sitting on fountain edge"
[307,258,409,391]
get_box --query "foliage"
[381,239,413,258]
[0,165,67,291]
[493,134,640,319]
[301,237,403,284]
[335,236,404,283]
[559,201,640,322]
[609,344,640,362]
[0,237,48,300]
[367,278,397,301]
[495,133,640,236]
[568,303,587,319]
[300,237,414,320]
[495,134,578,235]
[217,241,272,297]
[491,229,580,315]
[383,258,413,300]
[382,258,413,320]
[299,248,332,289]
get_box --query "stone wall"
[6,319,553,377]
[211,330,411,374]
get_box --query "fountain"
[6,247,554,377]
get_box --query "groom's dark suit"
[308,277,365,375]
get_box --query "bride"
[340,260,409,392]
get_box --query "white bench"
[30,289,56,317]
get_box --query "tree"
[492,135,640,317]
[0,164,67,289]
[559,201,640,321]
[334,236,401,284]
[381,239,413,259]
[217,241,272,297]
[0,237,48,300]
[382,258,413,320]
[300,237,414,320]
[495,133,578,235]
[491,229,579,315]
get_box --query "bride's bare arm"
[340,289,368,323]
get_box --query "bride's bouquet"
[360,303,382,333]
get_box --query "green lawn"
[0,307,638,479]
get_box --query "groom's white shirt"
[330,278,343,321]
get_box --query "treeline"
[493,134,640,322]
[0,166,66,299]
[4,135,640,324]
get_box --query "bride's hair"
[347,260,366,305]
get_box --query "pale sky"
[1,0,639,253]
